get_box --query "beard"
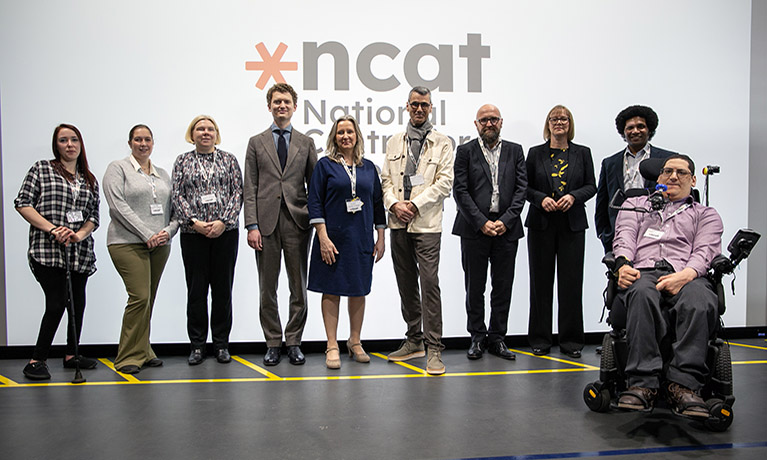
[481,128,500,146]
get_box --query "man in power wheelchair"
[583,154,759,431]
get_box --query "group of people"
[15,83,725,416]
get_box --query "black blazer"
[452,139,527,240]
[594,145,675,252]
[524,141,596,232]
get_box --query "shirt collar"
[479,137,502,153]
[129,155,159,177]
[271,123,292,134]
[624,142,651,159]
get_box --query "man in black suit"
[452,104,527,360]
[595,105,675,253]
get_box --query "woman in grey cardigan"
[103,125,178,374]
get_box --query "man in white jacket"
[381,86,454,375]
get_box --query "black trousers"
[527,213,586,353]
[460,233,518,344]
[180,229,238,350]
[30,259,89,361]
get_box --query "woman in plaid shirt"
[14,124,100,380]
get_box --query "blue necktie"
[277,130,288,170]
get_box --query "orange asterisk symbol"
[245,42,298,89]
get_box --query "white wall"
[0,0,753,345]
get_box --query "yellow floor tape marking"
[732,360,767,364]
[0,374,19,386]
[510,348,600,370]
[370,352,426,374]
[729,341,767,351]
[231,355,282,379]
[99,358,141,383]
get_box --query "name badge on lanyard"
[150,203,164,215]
[200,193,217,204]
[643,228,664,240]
[66,210,84,223]
[346,197,364,213]
[197,152,218,205]
[66,175,83,223]
[341,159,363,213]
[409,174,425,186]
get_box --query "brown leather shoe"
[666,382,709,418]
[618,386,658,411]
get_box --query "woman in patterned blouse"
[14,123,100,380]
[171,115,243,366]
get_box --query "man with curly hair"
[595,105,675,253]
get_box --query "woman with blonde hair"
[525,105,596,358]
[307,115,386,369]
[171,115,243,365]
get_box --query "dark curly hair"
[615,105,659,140]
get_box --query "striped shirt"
[14,160,100,274]
[171,149,243,233]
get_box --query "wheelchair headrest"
[639,157,665,182]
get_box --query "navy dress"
[308,156,385,296]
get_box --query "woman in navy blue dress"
[308,115,386,369]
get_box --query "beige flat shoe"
[348,341,370,363]
[325,347,341,369]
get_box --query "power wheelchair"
[583,160,760,432]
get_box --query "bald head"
[474,104,503,148]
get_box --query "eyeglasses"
[408,101,431,110]
[477,117,501,126]
[548,116,570,124]
[659,168,691,178]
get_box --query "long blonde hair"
[325,115,364,166]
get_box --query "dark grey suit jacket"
[243,127,317,236]
[451,139,527,240]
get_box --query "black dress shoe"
[264,347,281,366]
[532,347,550,356]
[467,340,484,360]
[562,349,582,359]
[488,341,516,360]
[188,348,205,365]
[216,348,231,364]
[287,346,306,365]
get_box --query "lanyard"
[195,151,219,183]
[406,138,426,171]
[138,168,157,201]
[341,158,357,198]
[660,202,690,224]
[68,172,81,203]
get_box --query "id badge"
[150,203,164,215]
[409,174,425,186]
[200,193,217,204]
[346,198,364,213]
[66,210,84,223]
[644,228,664,240]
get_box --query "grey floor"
[1,339,766,460]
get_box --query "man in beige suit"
[243,83,318,366]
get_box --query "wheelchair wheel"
[584,383,611,413]
[703,398,734,432]
[713,342,733,396]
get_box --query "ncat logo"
[246,34,489,92]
